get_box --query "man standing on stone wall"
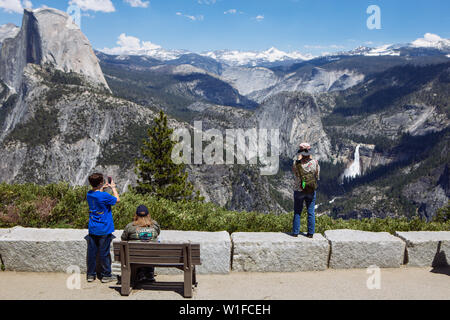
[292,143,320,238]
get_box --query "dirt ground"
[0,266,449,300]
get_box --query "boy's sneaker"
[87,275,96,282]
[306,233,314,238]
[101,275,118,283]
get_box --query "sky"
[0,0,449,55]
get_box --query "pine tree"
[134,110,203,202]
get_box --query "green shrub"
[0,183,449,234]
[433,202,450,223]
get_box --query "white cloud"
[101,33,161,55]
[198,0,215,4]
[411,33,450,48]
[224,9,236,15]
[0,0,32,14]
[116,33,160,50]
[255,15,264,22]
[99,33,182,60]
[124,0,149,8]
[176,11,204,21]
[69,0,115,13]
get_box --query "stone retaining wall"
[1,228,449,274]
[231,232,329,272]
[395,231,450,267]
[325,229,406,268]
[0,228,10,238]
[0,227,231,274]
[0,227,122,273]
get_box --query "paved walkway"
[0,267,449,300]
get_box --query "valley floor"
[0,267,449,300]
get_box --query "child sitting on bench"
[121,205,161,282]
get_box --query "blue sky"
[0,0,449,55]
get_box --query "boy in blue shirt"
[86,173,120,283]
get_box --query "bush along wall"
[0,183,449,234]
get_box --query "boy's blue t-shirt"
[86,190,117,236]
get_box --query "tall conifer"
[135,110,202,201]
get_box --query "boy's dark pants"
[87,234,113,278]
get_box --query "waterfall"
[343,145,361,180]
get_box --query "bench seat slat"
[114,255,202,266]
[113,249,200,257]
[131,263,185,268]
[114,255,201,265]
[119,243,200,250]
[128,256,200,264]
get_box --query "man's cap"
[299,143,311,150]
[136,205,149,217]
[298,142,312,156]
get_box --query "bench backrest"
[113,242,201,266]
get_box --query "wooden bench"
[113,241,201,298]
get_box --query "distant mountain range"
[99,32,450,68]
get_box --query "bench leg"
[121,267,132,296]
[184,266,193,298]
[131,265,137,288]
[193,265,198,288]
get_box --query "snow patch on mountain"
[338,44,400,57]
[364,44,401,56]
[202,47,314,67]
[337,34,449,58]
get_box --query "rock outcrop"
[220,66,280,96]
[0,63,154,191]
[249,67,364,103]
[0,8,109,92]
[255,91,332,160]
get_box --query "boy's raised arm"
[109,179,120,203]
